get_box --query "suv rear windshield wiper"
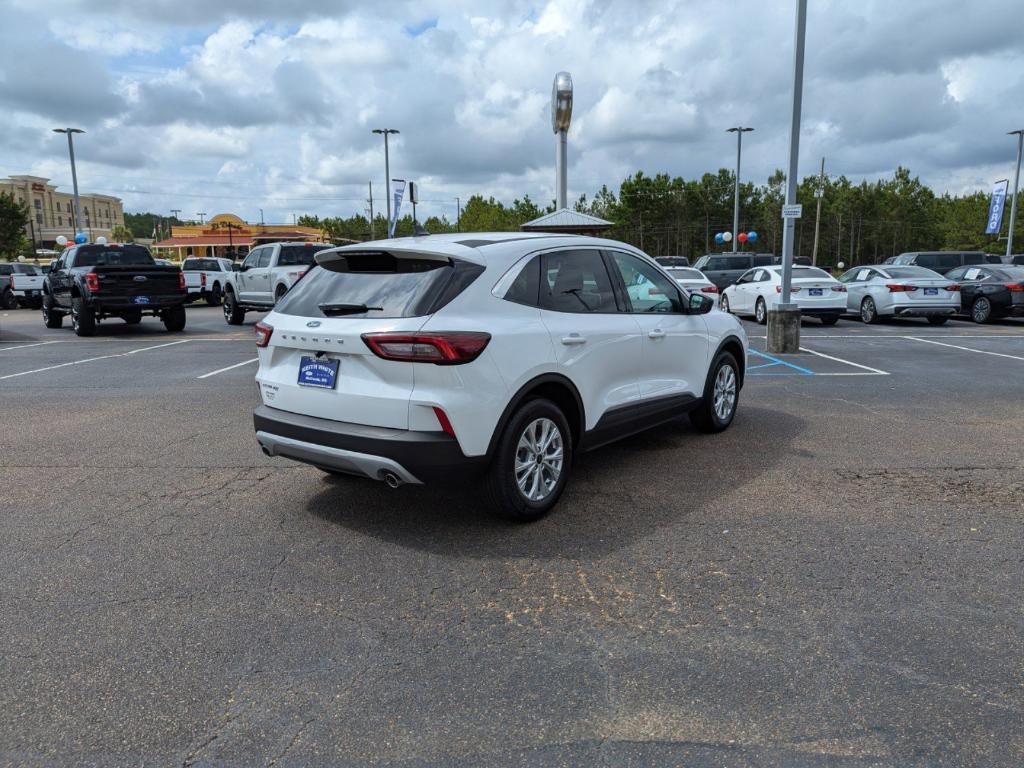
[318,303,384,316]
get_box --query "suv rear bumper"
[253,405,485,485]
[890,305,958,317]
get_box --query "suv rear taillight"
[701,285,719,293]
[201,272,207,288]
[178,272,186,290]
[85,272,100,292]
[1006,283,1024,292]
[255,322,273,348]
[361,332,491,365]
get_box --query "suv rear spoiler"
[316,243,485,268]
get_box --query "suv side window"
[256,248,273,268]
[609,251,684,314]
[539,250,618,314]
[503,256,540,306]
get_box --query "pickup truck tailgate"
[94,266,182,297]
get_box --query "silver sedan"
[838,265,960,325]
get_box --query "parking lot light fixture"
[53,128,85,238]
[372,129,400,223]
[1006,129,1024,258]
[726,127,754,250]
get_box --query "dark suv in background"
[891,251,1002,275]
[693,253,775,289]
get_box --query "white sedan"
[663,266,720,305]
[721,265,847,325]
[837,265,960,325]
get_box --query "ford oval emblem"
[306,320,321,328]
[133,275,147,282]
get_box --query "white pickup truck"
[181,256,235,306]
[222,242,331,325]
[1,263,45,309]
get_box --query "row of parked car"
[655,251,1024,325]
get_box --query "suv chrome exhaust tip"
[381,471,402,489]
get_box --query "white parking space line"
[0,339,195,380]
[904,336,1024,362]
[197,358,258,379]
[798,346,890,375]
[0,341,61,352]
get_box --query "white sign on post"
[782,204,803,219]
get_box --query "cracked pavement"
[1,308,1022,766]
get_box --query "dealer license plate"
[924,288,938,296]
[809,288,823,296]
[133,296,150,304]
[297,356,339,389]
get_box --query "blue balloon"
[75,232,87,244]
[747,231,758,243]
[714,233,725,244]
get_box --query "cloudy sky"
[2,0,1022,224]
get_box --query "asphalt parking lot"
[1,305,1023,766]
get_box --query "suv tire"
[1,288,15,310]
[224,288,245,325]
[207,283,222,306]
[163,305,186,332]
[274,285,288,305]
[485,398,573,523]
[71,297,96,336]
[42,296,63,328]
[690,350,740,433]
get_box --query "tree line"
[7,166,1015,265]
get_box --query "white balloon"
[96,236,108,245]
[837,261,845,270]
[723,231,733,242]
[56,235,68,246]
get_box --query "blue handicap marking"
[747,349,816,376]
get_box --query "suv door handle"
[647,329,666,339]
[561,334,587,346]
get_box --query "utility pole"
[259,208,265,225]
[768,0,808,354]
[456,197,461,231]
[170,209,181,230]
[811,157,825,265]
[53,128,84,238]
[196,212,206,225]
[1003,128,1019,257]
[368,181,375,240]
[726,127,754,249]
[372,128,400,222]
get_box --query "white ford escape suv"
[253,233,748,521]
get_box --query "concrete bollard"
[767,307,802,353]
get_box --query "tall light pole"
[768,0,808,354]
[372,128,400,222]
[726,127,753,250]
[456,197,461,231]
[53,128,84,237]
[170,208,181,222]
[552,72,573,209]
[1006,129,1024,258]
[196,212,206,225]
[259,208,265,226]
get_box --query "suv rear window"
[705,256,751,270]
[73,245,154,267]
[274,251,484,319]
[278,244,330,267]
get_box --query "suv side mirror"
[49,260,58,272]
[689,293,714,314]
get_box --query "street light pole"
[372,128,400,222]
[768,0,808,354]
[1006,129,1024,258]
[726,127,753,249]
[196,212,206,225]
[53,128,84,238]
[456,197,461,231]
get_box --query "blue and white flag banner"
[389,179,406,238]
[985,179,1009,235]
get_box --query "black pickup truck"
[42,243,187,336]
